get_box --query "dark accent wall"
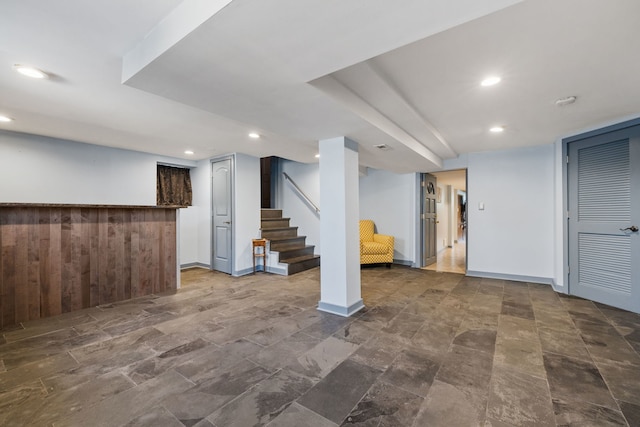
[0,205,177,329]
[260,156,273,209]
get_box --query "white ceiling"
[2,0,640,173]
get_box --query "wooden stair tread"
[260,226,297,231]
[260,225,291,230]
[280,254,320,264]
[274,245,315,252]
[266,235,306,242]
[275,246,315,259]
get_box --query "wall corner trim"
[550,279,567,294]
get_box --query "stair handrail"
[282,172,320,214]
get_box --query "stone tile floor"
[1,266,639,426]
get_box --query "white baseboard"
[466,270,553,286]
[180,262,210,270]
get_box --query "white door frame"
[416,169,468,271]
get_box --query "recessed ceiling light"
[13,64,48,79]
[184,150,194,155]
[490,126,505,133]
[248,132,260,139]
[481,76,501,87]
[0,115,13,123]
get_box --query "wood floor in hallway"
[424,239,466,274]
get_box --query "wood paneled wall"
[0,206,177,329]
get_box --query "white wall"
[463,145,555,282]
[0,130,196,205]
[553,139,565,290]
[1,130,560,282]
[0,130,201,266]
[359,169,417,264]
[278,159,321,254]
[189,153,261,275]
[0,131,150,205]
[276,161,418,264]
[178,205,199,266]
[192,158,213,267]
[202,146,567,282]
[234,153,261,275]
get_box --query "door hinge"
[566,155,569,164]
[567,266,570,275]
[567,210,570,219]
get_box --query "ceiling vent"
[374,143,392,151]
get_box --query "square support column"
[318,137,363,317]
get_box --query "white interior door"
[212,158,232,274]
[568,124,640,313]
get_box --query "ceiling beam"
[122,0,232,83]
[310,75,444,169]
[365,61,458,158]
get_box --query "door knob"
[224,221,231,225]
[620,226,639,232]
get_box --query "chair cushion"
[361,242,388,255]
[359,220,374,242]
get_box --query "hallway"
[1,267,639,426]
[424,240,466,275]
[424,225,466,274]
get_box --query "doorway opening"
[423,169,467,274]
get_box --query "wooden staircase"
[260,209,320,275]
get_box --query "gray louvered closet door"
[568,125,640,313]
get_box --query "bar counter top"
[0,203,182,209]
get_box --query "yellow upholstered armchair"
[359,220,394,267]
